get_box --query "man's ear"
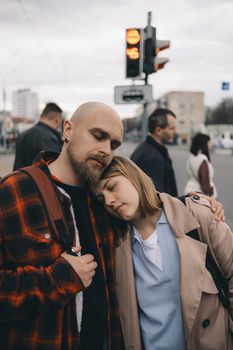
[63,120,73,139]
[153,126,162,137]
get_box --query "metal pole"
[141,11,152,141]
[141,102,148,140]
[3,78,6,113]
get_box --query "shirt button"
[193,195,200,200]
[202,319,210,328]
[44,233,51,239]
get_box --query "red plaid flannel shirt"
[0,152,123,350]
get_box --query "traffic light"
[143,27,156,74]
[125,28,143,78]
[155,40,170,71]
[143,25,170,74]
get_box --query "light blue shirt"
[132,211,186,350]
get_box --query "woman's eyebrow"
[103,178,112,190]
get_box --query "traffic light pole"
[141,11,152,141]
[141,102,148,140]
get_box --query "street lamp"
[2,69,18,113]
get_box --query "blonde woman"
[93,156,233,350]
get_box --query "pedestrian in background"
[93,155,233,350]
[131,108,178,196]
[13,102,63,170]
[184,133,217,197]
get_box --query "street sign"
[114,84,153,104]
[222,81,230,90]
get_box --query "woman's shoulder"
[188,153,208,167]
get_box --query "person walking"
[93,155,233,350]
[13,102,63,170]
[0,102,124,350]
[184,133,217,197]
[131,108,178,196]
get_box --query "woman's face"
[93,175,141,221]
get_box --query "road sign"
[222,81,230,90]
[114,84,153,104]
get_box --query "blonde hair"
[100,155,162,218]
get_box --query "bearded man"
[0,102,124,350]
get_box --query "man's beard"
[67,145,108,186]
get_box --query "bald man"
[0,102,124,350]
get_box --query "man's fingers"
[61,252,98,288]
[86,261,98,272]
[80,254,95,264]
[211,200,225,222]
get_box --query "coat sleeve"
[186,198,233,320]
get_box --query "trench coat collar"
[158,192,200,235]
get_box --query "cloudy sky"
[0,0,232,118]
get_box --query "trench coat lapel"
[115,233,142,349]
[159,193,215,337]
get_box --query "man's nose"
[99,140,112,155]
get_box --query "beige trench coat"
[115,194,233,350]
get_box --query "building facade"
[12,89,39,120]
[155,91,205,142]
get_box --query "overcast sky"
[0,0,232,118]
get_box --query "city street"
[1,143,232,229]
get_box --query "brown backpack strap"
[20,166,75,253]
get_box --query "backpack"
[19,166,78,256]
[179,195,229,310]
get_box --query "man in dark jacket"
[13,102,63,170]
[131,108,178,196]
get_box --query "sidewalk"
[0,146,15,154]
[0,153,14,177]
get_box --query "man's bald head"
[70,101,122,127]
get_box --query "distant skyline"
[0,0,232,119]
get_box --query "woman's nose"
[105,193,115,206]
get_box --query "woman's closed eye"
[106,182,117,191]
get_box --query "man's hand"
[188,192,225,222]
[61,247,98,288]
